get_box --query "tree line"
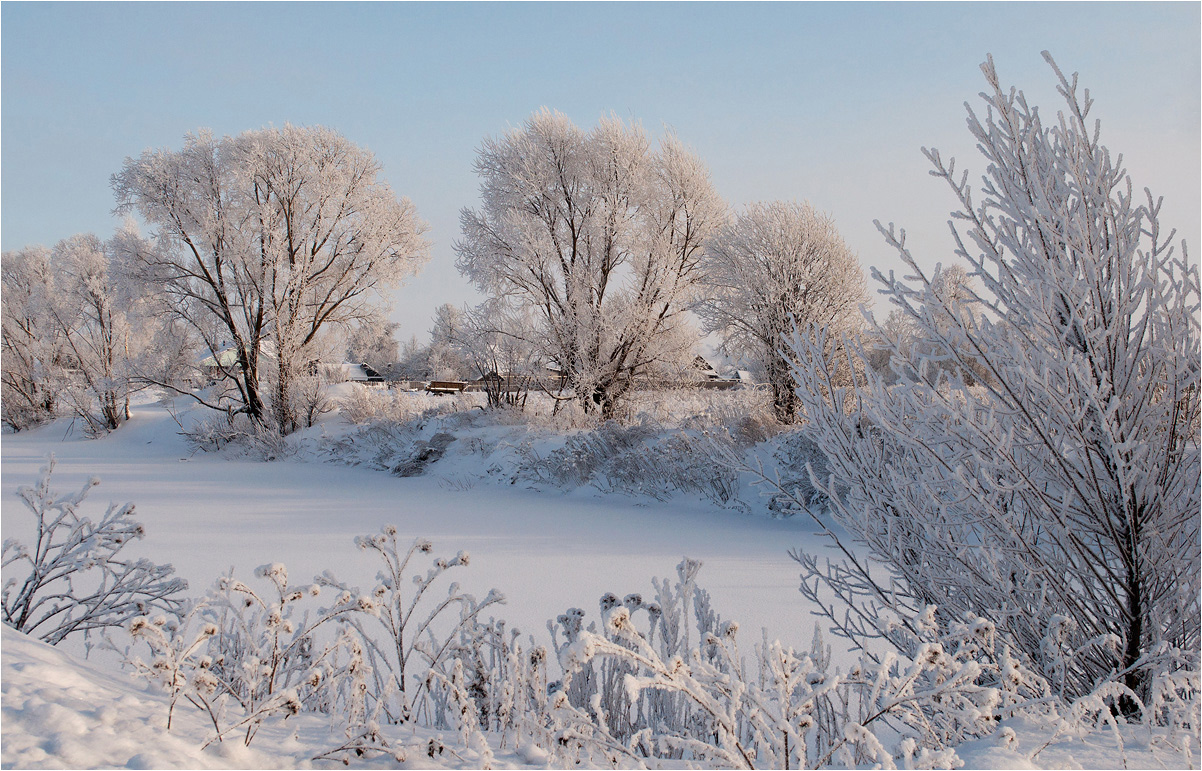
[3,115,870,432]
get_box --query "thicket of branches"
[788,53,1200,707]
[1,231,163,434]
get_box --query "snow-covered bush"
[180,411,293,460]
[766,430,834,514]
[622,385,778,439]
[533,560,1077,768]
[127,561,369,748]
[789,54,1200,705]
[289,373,334,430]
[336,384,477,426]
[516,419,744,508]
[1,457,186,645]
[317,528,505,727]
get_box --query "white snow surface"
[1,396,820,654]
[3,395,1196,769]
[0,624,516,769]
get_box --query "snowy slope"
[1,624,286,769]
[0,625,529,769]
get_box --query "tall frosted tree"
[789,54,1200,704]
[456,110,725,418]
[113,125,429,434]
[696,201,867,422]
[48,233,140,432]
[1,246,63,430]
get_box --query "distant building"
[692,355,722,381]
[342,362,385,384]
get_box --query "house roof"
[198,348,240,369]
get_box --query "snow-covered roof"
[197,347,240,369]
[342,362,384,381]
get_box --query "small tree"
[696,201,867,422]
[458,299,543,409]
[47,233,142,433]
[426,303,472,380]
[456,110,725,418]
[346,310,401,376]
[788,53,1200,705]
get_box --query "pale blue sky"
[3,2,1199,339]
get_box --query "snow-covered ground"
[3,394,1197,769]
[1,395,821,657]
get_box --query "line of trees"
[4,125,431,435]
[5,115,871,432]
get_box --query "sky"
[3,2,1199,344]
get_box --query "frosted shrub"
[317,527,505,728]
[534,560,1061,768]
[789,54,1199,704]
[767,430,834,514]
[2,457,186,645]
[518,420,744,508]
[520,419,660,489]
[289,373,334,429]
[181,412,293,460]
[622,386,777,436]
[337,385,474,426]
[128,561,369,748]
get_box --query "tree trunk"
[768,354,799,423]
[274,364,296,436]
[1119,504,1146,716]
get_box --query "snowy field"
[3,393,1197,769]
[1,394,822,656]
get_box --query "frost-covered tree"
[47,234,142,433]
[1,246,64,430]
[345,310,400,375]
[788,54,1200,705]
[113,125,430,434]
[426,303,472,380]
[458,299,543,409]
[456,110,725,418]
[2,233,151,433]
[696,201,867,422]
